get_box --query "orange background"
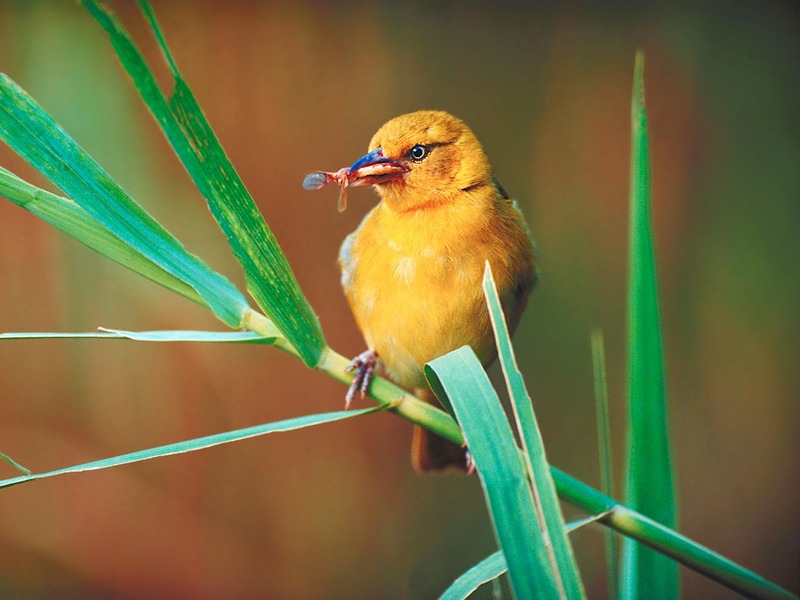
[0,1,797,598]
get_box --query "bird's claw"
[345,349,378,409]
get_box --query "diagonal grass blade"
[0,75,249,329]
[483,262,585,599]
[82,0,326,367]
[0,166,205,307]
[620,51,679,600]
[98,328,280,343]
[0,329,279,343]
[0,406,385,491]
[426,346,562,599]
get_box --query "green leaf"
[591,329,618,599]
[0,329,278,343]
[99,328,279,343]
[483,262,585,599]
[0,166,205,307]
[0,75,249,329]
[0,332,123,340]
[0,406,384,490]
[1,451,31,476]
[439,517,608,600]
[425,347,561,600]
[566,513,614,533]
[82,0,326,367]
[620,51,679,600]
[440,550,506,600]
[610,507,796,600]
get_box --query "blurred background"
[0,1,797,598]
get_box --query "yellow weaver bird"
[310,110,538,472]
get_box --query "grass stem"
[243,310,795,600]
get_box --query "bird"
[317,110,538,472]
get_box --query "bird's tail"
[410,388,469,473]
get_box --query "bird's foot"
[344,349,378,409]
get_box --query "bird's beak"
[347,147,407,186]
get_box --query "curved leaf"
[440,551,506,600]
[426,347,561,600]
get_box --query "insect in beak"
[303,148,406,212]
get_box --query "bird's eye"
[407,144,430,162]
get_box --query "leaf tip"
[633,50,647,114]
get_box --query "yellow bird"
[317,110,538,472]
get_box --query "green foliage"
[425,265,590,599]
[0,452,31,476]
[0,75,249,328]
[483,263,585,599]
[591,329,618,599]
[0,3,794,599]
[426,346,564,599]
[620,51,679,600]
[440,551,506,600]
[0,406,385,491]
[0,166,206,307]
[0,329,277,343]
[440,518,606,600]
[83,0,326,367]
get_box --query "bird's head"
[347,110,494,212]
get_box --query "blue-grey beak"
[348,147,407,186]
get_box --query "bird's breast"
[340,200,535,388]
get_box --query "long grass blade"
[0,75,249,329]
[82,0,326,367]
[0,166,205,307]
[0,406,384,491]
[99,328,279,343]
[483,262,585,599]
[620,51,678,599]
[591,329,618,599]
[0,329,278,343]
[425,346,561,600]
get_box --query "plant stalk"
[245,310,794,600]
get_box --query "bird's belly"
[349,249,494,388]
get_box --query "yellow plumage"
[337,110,537,471]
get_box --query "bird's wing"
[338,230,358,291]
[491,177,510,200]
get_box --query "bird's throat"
[379,186,455,214]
